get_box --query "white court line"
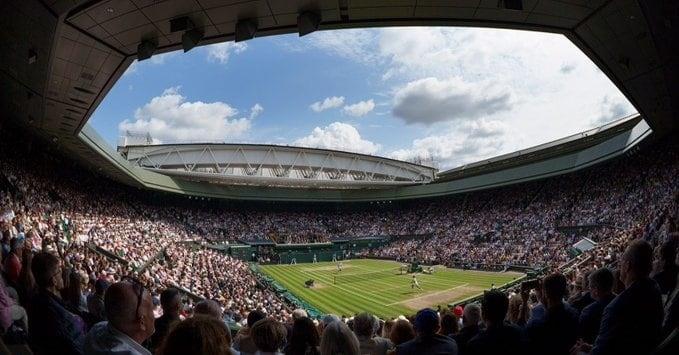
[386,283,469,306]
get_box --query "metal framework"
[118,144,437,189]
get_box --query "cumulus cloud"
[206,42,248,64]
[342,99,375,117]
[592,95,633,126]
[392,77,512,125]
[293,122,380,155]
[118,87,253,143]
[390,119,508,168]
[309,96,345,112]
[123,52,178,76]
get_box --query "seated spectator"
[84,279,155,355]
[467,291,525,355]
[87,279,109,324]
[653,240,678,295]
[320,321,360,355]
[584,240,664,355]
[439,310,459,337]
[251,318,287,355]
[194,299,223,319]
[568,272,594,313]
[395,308,458,355]
[157,315,236,355]
[28,251,85,355]
[389,319,415,346]
[147,287,182,352]
[284,316,320,355]
[578,268,615,344]
[382,319,395,339]
[4,238,21,286]
[454,303,482,354]
[234,310,265,355]
[525,273,578,355]
[7,286,28,333]
[353,312,393,355]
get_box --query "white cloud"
[118,87,252,143]
[250,103,264,119]
[392,77,512,125]
[302,29,380,64]
[206,42,248,64]
[560,63,576,74]
[342,99,375,117]
[592,95,633,126]
[390,119,508,168]
[293,122,380,155]
[309,96,345,112]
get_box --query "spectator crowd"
[0,130,677,354]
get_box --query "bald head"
[105,281,155,343]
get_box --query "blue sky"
[89,27,634,170]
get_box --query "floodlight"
[235,19,257,42]
[137,40,157,61]
[298,12,321,37]
[182,28,204,52]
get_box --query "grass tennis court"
[259,259,524,319]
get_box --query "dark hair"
[31,252,60,288]
[543,273,568,302]
[482,290,508,323]
[286,317,320,355]
[389,319,415,345]
[251,318,287,352]
[157,315,233,355]
[160,288,181,311]
[588,267,614,294]
[439,311,459,336]
[247,309,265,327]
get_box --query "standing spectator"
[28,251,85,355]
[147,287,181,352]
[194,299,223,319]
[467,291,525,355]
[353,312,393,355]
[84,280,155,355]
[525,274,578,355]
[395,308,458,355]
[157,315,236,355]
[285,317,320,355]
[579,240,664,355]
[578,268,615,344]
[251,318,287,355]
[454,303,481,355]
[320,321,360,355]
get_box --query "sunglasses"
[121,276,145,317]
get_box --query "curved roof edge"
[78,115,652,202]
[437,114,642,182]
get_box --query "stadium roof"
[1,0,677,200]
